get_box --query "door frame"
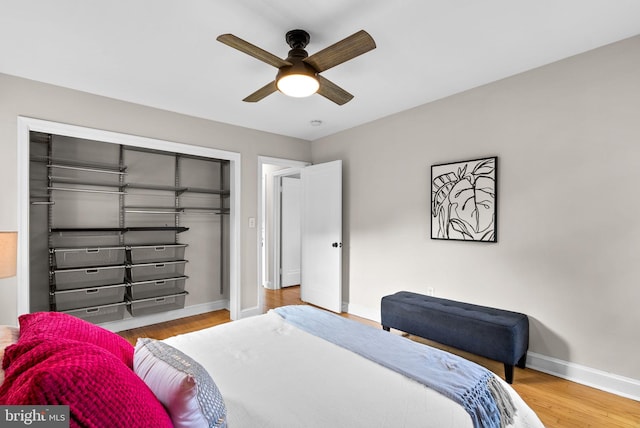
[257,157,310,313]
[273,171,302,290]
[17,117,243,321]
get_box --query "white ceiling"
[2,1,639,141]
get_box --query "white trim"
[240,305,263,319]
[100,300,229,333]
[526,352,640,402]
[347,303,381,324]
[347,303,640,401]
[256,156,310,314]
[258,156,310,168]
[228,155,241,320]
[272,168,303,290]
[17,117,242,320]
[272,174,283,291]
[17,118,30,319]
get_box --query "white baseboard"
[341,301,349,313]
[527,352,640,401]
[240,305,263,319]
[346,303,381,324]
[346,304,640,402]
[102,299,229,333]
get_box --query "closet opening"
[18,117,241,329]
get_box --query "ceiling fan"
[216,29,376,105]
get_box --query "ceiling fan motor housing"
[281,29,317,76]
[285,29,311,50]
[276,60,317,82]
[277,29,318,89]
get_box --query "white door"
[280,176,301,287]
[301,160,342,313]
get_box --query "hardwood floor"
[119,286,640,428]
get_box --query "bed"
[0,306,544,428]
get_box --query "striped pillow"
[134,338,227,428]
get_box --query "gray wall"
[312,35,640,381]
[0,73,311,324]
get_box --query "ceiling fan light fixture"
[276,73,319,97]
[276,60,319,98]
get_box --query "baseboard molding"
[527,352,640,401]
[346,304,640,401]
[102,299,229,333]
[240,305,262,319]
[346,303,381,324]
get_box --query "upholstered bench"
[381,291,528,383]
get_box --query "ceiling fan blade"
[316,75,353,105]
[217,34,292,69]
[243,81,278,103]
[304,30,376,73]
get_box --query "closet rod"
[178,211,224,215]
[48,187,126,195]
[124,210,181,214]
[124,209,225,215]
[47,164,126,175]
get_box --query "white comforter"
[164,310,544,428]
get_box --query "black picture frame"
[430,156,497,242]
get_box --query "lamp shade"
[276,74,319,98]
[276,61,319,98]
[0,231,17,279]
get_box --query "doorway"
[257,157,310,312]
[257,157,343,314]
[280,175,302,288]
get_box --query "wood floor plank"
[118,286,640,428]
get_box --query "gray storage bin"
[53,265,126,290]
[53,246,126,268]
[127,276,187,300]
[53,283,126,311]
[127,291,188,317]
[62,301,127,324]
[128,244,187,264]
[127,260,187,282]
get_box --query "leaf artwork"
[431,157,496,241]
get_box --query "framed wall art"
[431,156,497,242]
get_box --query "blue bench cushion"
[381,291,528,368]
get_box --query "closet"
[28,131,229,326]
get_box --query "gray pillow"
[134,338,227,428]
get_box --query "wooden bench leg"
[504,364,514,384]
